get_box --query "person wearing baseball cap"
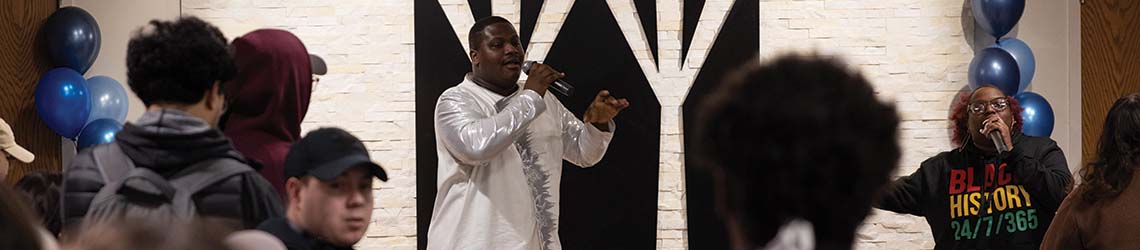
[258,127,387,250]
[1,118,35,181]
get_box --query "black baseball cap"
[310,54,327,75]
[285,127,388,182]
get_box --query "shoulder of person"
[918,150,959,170]
[1015,134,1059,149]
[1012,134,1062,157]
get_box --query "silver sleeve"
[557,97,614,168]
[435,89,547,165]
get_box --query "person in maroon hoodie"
[223,29,318,196]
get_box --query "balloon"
[36,68,91,139]
[1015,92,1054,137]
[971,0,1025,38]
[968,47,1020,95]
[86,76,129,124]
[43,6,101,74]
[996,38,1035,93]
[76,119,121,150]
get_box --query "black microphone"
[522,61,574,96]
[989,130,1008,154]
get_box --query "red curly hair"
[949,86,1024,147]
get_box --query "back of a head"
[1081,92,1140,204]
[223,29,315,197]
[126,16,236,106]
[225,230,286,250]
[0,185,44,250]
[15,171,63,235]
[696,53,900,249]
[225,29,313,136]
[63,219,234,250]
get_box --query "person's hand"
[980,114,1014,151]
[523,63,562,96]
[583,90,630,129]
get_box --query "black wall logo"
[415,1,757,249]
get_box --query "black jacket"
[62,109,283,230]
[876,133,1073,250]
[259,217,354,250]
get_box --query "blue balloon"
[76,119,121,150]
[971,0,1025,38]
[36,68,92,139]
[43,7,101,74]
[1015,92,1054,137]
[996,38,1035,93]
[969,47,1020,95]
[86,76,129,124]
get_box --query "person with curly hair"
[1041,93,1140,249]
[695,53,901,250]
[61,16,282,232]
[876,85,1073,249]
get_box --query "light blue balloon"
[996,38,1035,93]
[85,76,129,124]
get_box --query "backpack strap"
[85,143,138,222]
[92,143,134,185]
[168,157,254,217]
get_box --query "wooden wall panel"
[1081,0,1140,166]
[1,0,61,184]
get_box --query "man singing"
[426,16,630,250]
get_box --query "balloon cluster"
[35,7,126,150]
[967,0,1053,137]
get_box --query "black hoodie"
[875,133,1073,250]
[258,217,354,250]
[62,109,283,230]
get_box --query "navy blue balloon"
[76,118,121,150]
[36,68,92,139]
[1015,92,1054,137]
[969,47,1020,95]
[43,7,101,74]
[971,0,1025,38]
[996,38,1035,93]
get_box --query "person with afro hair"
[695,53,901,250]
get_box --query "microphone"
[522,61,574,96]
[989,130,1008,154]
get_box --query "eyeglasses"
[968,97,1009,114]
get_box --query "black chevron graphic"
[634,0,657,69]
[520,0,543,52]
[681,0,705,65]
[681,0,759,249]
[544,0,660,248]
[468,0,490,20]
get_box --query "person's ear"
[286,177,305,206]
[470,49,479,66]
[205,81,224,111]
